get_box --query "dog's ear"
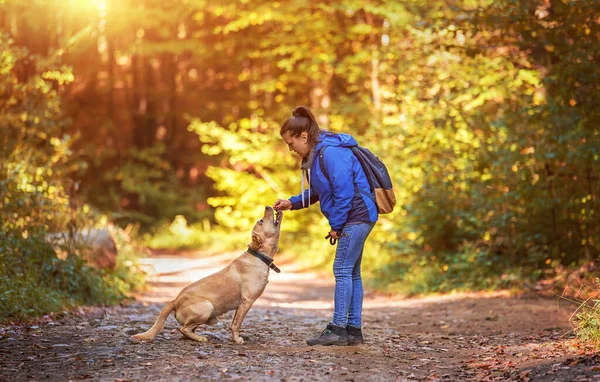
[251,232,264,246]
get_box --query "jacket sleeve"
[289,188,320,210]
[321,147,355,231]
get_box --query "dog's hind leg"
[178,300,214,342]
[180,321,208,342]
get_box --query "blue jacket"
[289,132,378,231]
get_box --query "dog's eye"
[259,219,263,225]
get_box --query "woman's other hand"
[273,199,292,211]
[328,230,341,240]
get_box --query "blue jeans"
[331,221,375,328]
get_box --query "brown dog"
[131,206,283,344]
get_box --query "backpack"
[318,145,396,214]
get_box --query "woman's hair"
[280,106,324,147]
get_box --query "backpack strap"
[317,146,331,183]
[318,146,376,203]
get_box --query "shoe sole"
[306,340,348,346]
[347,335,364,346]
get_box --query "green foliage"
[368,242,537,296]
[371,0,600,292]
[0,33,75,239]
[568,277,600,349]
[0,224,146,321]
[0,36,145,321]
[3,0,600,301]
[87,145,210,230]
[188,116,326,232]
[573,301,600,349]
[0,229,108,320]
[181,0,600,294]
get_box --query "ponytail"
[292,106,318,127]
[280,105,324,146]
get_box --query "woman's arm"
[288,188,320,210]
[322,146,355,231]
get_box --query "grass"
[570,298,600,348]
[563,274,600,349]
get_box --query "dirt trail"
[1,252,598,381]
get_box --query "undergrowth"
[0,225,146,322]
[562,271,600,349]
[571,298,600,348]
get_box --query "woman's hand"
[273,199,292,211]
[328,230,340,239]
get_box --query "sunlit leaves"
[0,35,76,236]
[41,69,75,85]
[188,116,294,230]
[366,0,599,289]
[2,0,599,295]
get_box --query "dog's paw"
[233,336,245,344]
[181,334,208,342]
[130,334,151,341]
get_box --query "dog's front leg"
[230,299,255,344]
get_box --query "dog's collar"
[246,247,281,273]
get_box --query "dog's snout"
[274,210,282,226]
[262,205,281,227]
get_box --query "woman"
[273,105,378,346]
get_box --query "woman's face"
[282,131,311,158]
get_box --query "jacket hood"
[316,132,358,151]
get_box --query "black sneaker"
[346,325,364,345]
[306,324,349,346]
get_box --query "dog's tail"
[130,301,175,341]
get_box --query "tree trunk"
[143,57,157,148]
[164,52,178,150]
[106,0,115,122]
[131,53,145,148]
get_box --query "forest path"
[1,251,598,381]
